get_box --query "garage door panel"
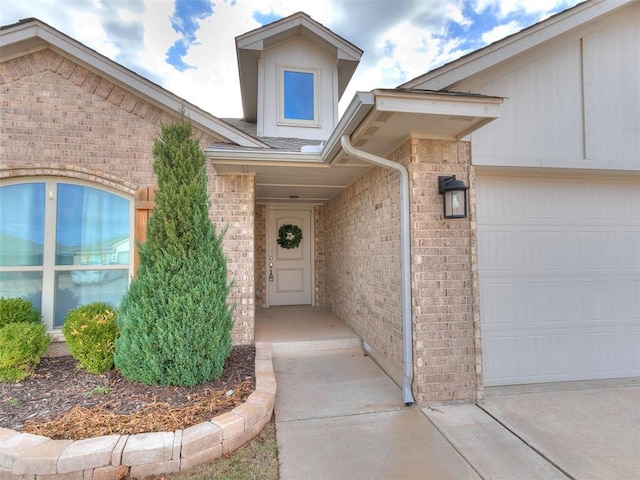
[483,332,571,386]
[478,231,515,271]
[582,331,634,376]
[526,334,569,379]
[627,231,640,268]
[480,282,519,325]
[634,333,640,370]
[481,280,569,326]
[478,175,640,385]
[578,230,622,269]
[630,281,640,319]
[579,280,624,321]
[577,182,617,219]
[522,231,564,270]
[483,335,521,383]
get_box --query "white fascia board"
[301,21,362,60]
[206,149,324,164]
[402,0,631,90]
[374,90,502,118]
[322,91,375,164]
[0,21,38,46]
[236,38,264,51]
[3,20,266,148]
[236,13,361,60]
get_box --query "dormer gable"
[236,12,362,140]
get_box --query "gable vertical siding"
[455,3,640,170]
[582,6,640,162]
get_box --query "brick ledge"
[0,342,276,479]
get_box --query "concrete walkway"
[274,348,480,480]
[257,307,639,479]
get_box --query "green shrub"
[62,302,119,374]
[115,118,234,386]
[0,322,50,382]
[0,297,41,328]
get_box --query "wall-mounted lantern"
[438,175,468,219]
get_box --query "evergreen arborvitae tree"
[114,118,234,387]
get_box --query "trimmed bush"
[0,297,41,328]
[0,322,50,382]
[62,302,119,374]
[115,118,234,386]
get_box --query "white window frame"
[0,177,134,330]
[277,65,321,127]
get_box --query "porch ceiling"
[208,89,503,204]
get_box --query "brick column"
[208,171,255,345]
[404,138,480,404]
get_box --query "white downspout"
[341,135,415,405]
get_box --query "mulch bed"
[0,345,255,440]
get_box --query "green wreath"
[277,224,303,249]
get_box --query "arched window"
[0,179,133,329]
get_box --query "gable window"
[279,66,320,126]
[0,179,132,330]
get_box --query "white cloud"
[0,0,583,118]
[481,20,522,44]
[475,0,580,19]
[446,3,471,27]
[71,12,118,58]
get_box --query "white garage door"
[477,174,640,386]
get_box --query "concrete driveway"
[424,378,640,480]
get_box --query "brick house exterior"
[0,46,257,346]
[3,2,636,406]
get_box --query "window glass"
[0,180,131,329]
[283,70,314,121]
[56,184,130,266]
[0,183,45,266]
[0,272,42,312]
[55,270,128,327]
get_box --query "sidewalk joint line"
[476,404,576,480]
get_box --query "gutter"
[340,134,415,405]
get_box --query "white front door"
[266,206,313,306]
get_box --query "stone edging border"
[0,342,276,479]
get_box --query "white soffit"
[335,89,503,161]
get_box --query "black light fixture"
[438,175,468,219]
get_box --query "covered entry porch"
[255,306,361,355]
[209,90,503,405]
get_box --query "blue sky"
[1,0,583,117]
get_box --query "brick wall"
[313,205,326,306]
[208,173,256,345]
[1,49,255,345]
[254,204,267,306]
[407,139,479,404]
[324,165,404,375]
[323,138,480,405]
